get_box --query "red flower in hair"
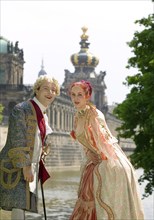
[81,80,92,96]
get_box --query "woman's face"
[70,85,89,110]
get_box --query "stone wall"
[0,118,135,168]
[0,125,83,168]
[45,132,82,168]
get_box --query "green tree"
[0,104,4,123]
[113,14,154,198]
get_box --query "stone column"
[52,108,55,130]
[47,108,50,124]
[57,108,60,130]
[61,108,64,131]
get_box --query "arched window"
[0,68,5,84]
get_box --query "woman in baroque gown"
[69,80,144,220]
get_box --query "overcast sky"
[1,0,153,105]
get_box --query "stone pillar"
[55,108,57,130]
[52,108,55,130]
[57,108,60,130]
[69,111,73,131]
[47,108,50,125]
[66,111,69,131]
[60,108,64,131]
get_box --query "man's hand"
[42,145,50,162]
[23,166,34,182]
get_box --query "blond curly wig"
[33,75,60,96]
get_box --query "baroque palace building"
[0,28,135,168]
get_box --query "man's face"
[36,80,57,107]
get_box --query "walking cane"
[39,159,50,220]
[40,178,47,220]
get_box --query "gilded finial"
[81,26,89,40]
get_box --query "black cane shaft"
[40,180,47,220]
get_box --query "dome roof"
[0,36,9,54]
[38,59,47,77]
[38,69,47,77]
[71,27,99,68]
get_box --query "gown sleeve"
[85,107,118,168]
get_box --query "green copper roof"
[0,36,8,54]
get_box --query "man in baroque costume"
[0,75,60,220]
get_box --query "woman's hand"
[86,150,102,164]
[23,166,34,182]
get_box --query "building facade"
[0,36,30,118]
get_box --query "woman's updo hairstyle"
[69,80,92,98]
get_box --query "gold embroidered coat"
[0,100,39,212]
